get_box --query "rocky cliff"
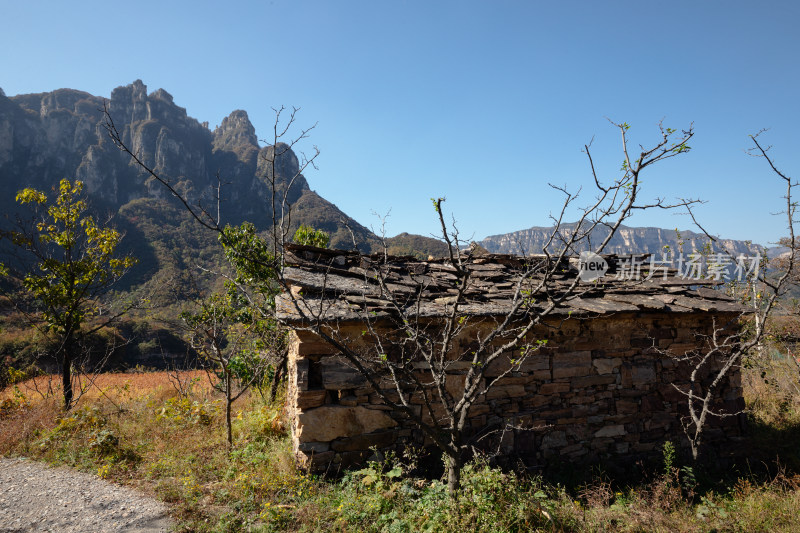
[0,80,376,250]
[479,223,760,257]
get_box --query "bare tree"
[671,131,798,460]
[103,103,315,399]
[262,106,319,259]
[104,105,706,490]
[279,122,701,492]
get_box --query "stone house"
[276,244,747,473]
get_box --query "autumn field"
[1,370,211,404]
[2,360,800,532]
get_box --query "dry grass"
[1,370,211,403]
[744,349,800,426]
[1,368,296,531]
[0,348,800,531]
[0,397,59,454]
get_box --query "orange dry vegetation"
[0,370,221,457]
[1,370,212,404]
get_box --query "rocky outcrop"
[213,109,258,158]
[0,88,102,197]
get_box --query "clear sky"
[2,0,798,246]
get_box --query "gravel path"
[0,458,173,533]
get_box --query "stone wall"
[287,312,746,472]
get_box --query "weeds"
[156,396,217,426]
[1,364,800,532]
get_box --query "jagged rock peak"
[109,80,149,123]
[0,88,5,98]
[213,110,258,148]
[257,142,300,179]
[107,80,194,126]
[150,88,174,104]
[111,79,147,100]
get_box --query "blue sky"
[2,0,798,245]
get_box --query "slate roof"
[276,243,746,323]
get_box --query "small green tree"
[292,224,329,248]
[181,283,284,447]
[219,223,287,401]
[0,179,136,409]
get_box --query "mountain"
[0,80,762,268]
[0,80,380,251]
[383,232,452,259]
[479,223,762,257]
[0,81,773,371]
[0,81,446,370]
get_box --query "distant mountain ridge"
[479,223,762,257]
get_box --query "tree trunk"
[62,333,74,411]
[446,452,462,495]
[62,352,73,410]
[226,371,233,448]
[269,355,286,403]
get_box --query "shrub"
[155,396,217,426]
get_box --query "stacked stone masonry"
[287,313,745,472]
[278,244,747,472]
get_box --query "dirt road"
[0,457,173,532]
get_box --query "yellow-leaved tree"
[0,179,136,409]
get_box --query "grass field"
[2,358,800,532]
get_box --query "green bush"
[155,396,217,426]
[292,224,330,248]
